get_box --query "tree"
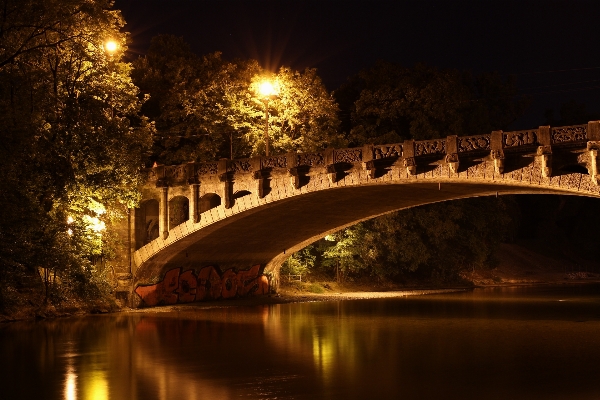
[544,100,600,127]
[321,226,369,280]
[306,198,518,284]
[335,61,529,146]
[246,67,343,156]
[361,198,518,282]
[133,36,342,164]
[281,246,316,277]
[0,0,152,306]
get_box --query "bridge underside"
[135,181,574,283]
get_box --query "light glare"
[104,40,118,53]
[259,80,278,98]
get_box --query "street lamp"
[104,39,119,54]
[104,39,118,117]
[258,80,279,156]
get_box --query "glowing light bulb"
[259,80,278,98]
[104,40,118,53]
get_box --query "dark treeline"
[282,195,600,284]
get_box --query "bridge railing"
[144,123,596,187]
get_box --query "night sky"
[113,0,600,129]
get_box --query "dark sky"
[113,0,600,129]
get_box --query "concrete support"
[536,125,553,178]
[586,142,600,184]
[402,140,417,175]
[160,186,169,239]
[361,144,378,178]
[582,121,600,185]
[190,184,199,223]
[218,159,234,208]
[445,135,459,173]
[491,131,505,174]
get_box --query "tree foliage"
[294,197,519,284]
[335,61,530,146]
[0,0,152,306]
[132,35,341,164]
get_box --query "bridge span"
[115,122,600,306]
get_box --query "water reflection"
[1,284,600,400]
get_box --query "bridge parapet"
[142,122,599,191]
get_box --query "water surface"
[1,284,599,399]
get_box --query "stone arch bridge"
[116,122,600,306]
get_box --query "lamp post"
[258,80,278,157]
[104,40,118,118]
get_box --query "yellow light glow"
[258,80,278,98]
[87,198,106,215]
[83,215,106,233]
[67,228,73,236]
[104,40,118,53]
[83,370,108,400]
[64,366,77,400]
[67,216,74,224]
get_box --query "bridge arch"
[169,195,189,230]
[134,199,160,249]
[127,122,600,303]
[199,193,221,213]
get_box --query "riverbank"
[124,286,469,314]
[2,242,599,321]
[3,277,599,322]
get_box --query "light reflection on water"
[1,284,600,400]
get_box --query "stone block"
[202,211,213,226]
[248,194,258,208]
[133,252,143,268]
[139,246,149,262]
[230,200,241,215]
[560,173,582,192]
[280,181,289,198]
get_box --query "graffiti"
[135,265,269,307]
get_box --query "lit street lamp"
[258,80,279,156]
[104,39,118,54]
[104,39,118,117]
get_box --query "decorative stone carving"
[374,144,402,159]
[334,148,362,163]
[297,153,324,167]
[146,168,159,182]
[414,140,445,156]
[196,162,218,176]
[164,166,175,178]
[261,156,287,169]
[551,125,587,143]
[458,135,491,152]
[230,159,252,173]
[172,165,187,182]
[504,130,537,147]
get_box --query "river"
[1,284,599,400]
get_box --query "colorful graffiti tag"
[135,265,269,306]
